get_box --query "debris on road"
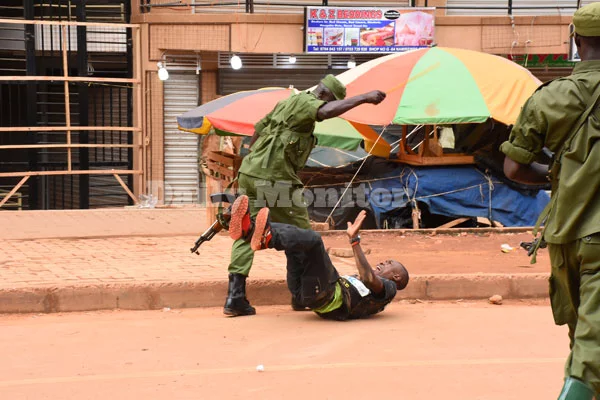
[489,295,503,305]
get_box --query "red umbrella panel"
[177,88,296,136]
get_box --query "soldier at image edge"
[500,3,600,399]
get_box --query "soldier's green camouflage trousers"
[228,173,311,277]
[548,232,600,396]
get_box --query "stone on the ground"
[311,222,329,231]
[489,295,503,305]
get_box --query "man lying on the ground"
[228,195,409,320]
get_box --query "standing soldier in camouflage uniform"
[500,3,600,398]
[224,75,386,317]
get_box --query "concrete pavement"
[0,207,208,240]
[0,207,552,313]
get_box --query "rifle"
[517,147,553,257]
[519,237,547,256]
[190,192,237,255]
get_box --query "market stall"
[176,47,548,229]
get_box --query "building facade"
[131,0,582,207]
[0,1,584,209]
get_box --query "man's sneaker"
[251,208,273,251]
[229,195,253,241]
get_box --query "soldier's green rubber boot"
[558,377,595,400]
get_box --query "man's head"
[573,3,600,61]
[375,260,409,290]
[314,74,346,102]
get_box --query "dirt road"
[324,230,549,274]
[0,301,567,400]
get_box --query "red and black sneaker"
[229,195,254,241]
[251,208,273,251]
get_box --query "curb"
[8,228,538,242]
[0,273,550,314]
[319,226,534,236]
[2,226,535,242]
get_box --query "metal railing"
[0,18,143,210]
[0,186,24,210]
[140,0,411,14]
[139,0,580,15]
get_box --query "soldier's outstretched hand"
[362,90,386,105]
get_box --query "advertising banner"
[304,7,435,54]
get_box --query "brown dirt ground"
[0,302,567,400]
[321,231,550,275]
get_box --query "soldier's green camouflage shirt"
[238,91,325,185]
[500,60,600,243]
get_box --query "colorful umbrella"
[178,87,292,136]
[326,47,542,126]
[177,87,390,155]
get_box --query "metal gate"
[163,73,200,205]
[0,0,137,210]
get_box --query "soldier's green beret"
[320,74,346,100]
[573,2,600,37]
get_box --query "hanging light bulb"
[230,54,242,70]
[347,57,356,69]
[157,61,169,81]
[288,54,297,64]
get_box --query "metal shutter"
[445,0,592,16]
[163,73,200,205]
[218,68,339,95]
[217,53,385,95]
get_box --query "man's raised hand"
[347,210,367,239]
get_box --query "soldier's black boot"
[557,377,595,400]
[223,273,256,317]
